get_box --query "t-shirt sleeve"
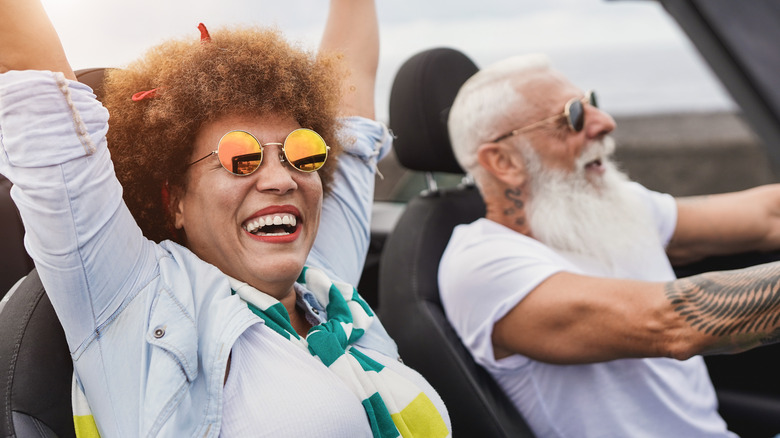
[626,182,678,248]
[438,220,572,371]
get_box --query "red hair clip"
[131,24,208,102]
[198,23,211,43]
[131,88,160,102]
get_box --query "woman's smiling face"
[173,113,323,298]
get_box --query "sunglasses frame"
[189,128,330,176]
[492,90,597,143]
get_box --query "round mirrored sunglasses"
[189,128,330,176]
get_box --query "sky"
[40,0,735,123]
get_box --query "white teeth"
[243,213,298,235]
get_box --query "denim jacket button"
[153,327,166,338]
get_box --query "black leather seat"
[0,68,108,438]
[0,174,34,297]
[378,48,534,437]
[0,269,75,438]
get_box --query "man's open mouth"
[243,213,298,236]
[585,158,603,170]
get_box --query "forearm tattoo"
[665,263,780,349]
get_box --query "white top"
[220,284,451,437]
[439,182,735,438]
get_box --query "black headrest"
[75,68,109,101]
[388,48,479,174]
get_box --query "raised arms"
[319,0,379,119]
[307,0,388,286]
[0,0,74,79]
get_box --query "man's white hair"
[448,54,551,180]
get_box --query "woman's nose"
[253,149,298,194]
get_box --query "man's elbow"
[653,325,707,361]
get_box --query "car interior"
[378,47,535,437]
[3,1,780,435]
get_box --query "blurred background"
[43,0,734,121]
[40,0,774,200]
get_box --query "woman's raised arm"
[0,0,74,79]
[307,0,391,287]
[318,0,379,119]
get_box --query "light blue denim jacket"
[0,70,396,437]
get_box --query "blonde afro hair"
[103,25,342,243]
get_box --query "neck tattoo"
[503,187,526,226]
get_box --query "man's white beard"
[524,137,660,270]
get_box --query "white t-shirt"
[220,322,449,437]
[439,182,735,438]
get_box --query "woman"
[0,0,450,436]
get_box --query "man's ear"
[476,142,527,186]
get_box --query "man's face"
[510,72,617,184]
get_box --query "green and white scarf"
[72,266,449,437]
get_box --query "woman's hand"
[318,0,379,119]
[0,0,74,79]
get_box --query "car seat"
[378,48,535,437]
[0,269,74,438]
[0,174,34,297]
[0,68,108,438]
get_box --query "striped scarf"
[232,266,449,437]
[72,266,449,437]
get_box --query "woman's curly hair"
[103,25,342,244]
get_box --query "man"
[439,54,780,437]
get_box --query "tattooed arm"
[667,184,780,265]
[492,262,780,364]
[665,263,780,355]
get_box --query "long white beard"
[524,137,661,271]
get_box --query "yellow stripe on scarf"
[73,415,100,438]
[391,393,449,437]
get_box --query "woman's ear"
[476,142,527,186]
[166,184,186,230]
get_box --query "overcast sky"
[41,0,734,122]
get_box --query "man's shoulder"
[441,218,566,286]
[447,218,543,254]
